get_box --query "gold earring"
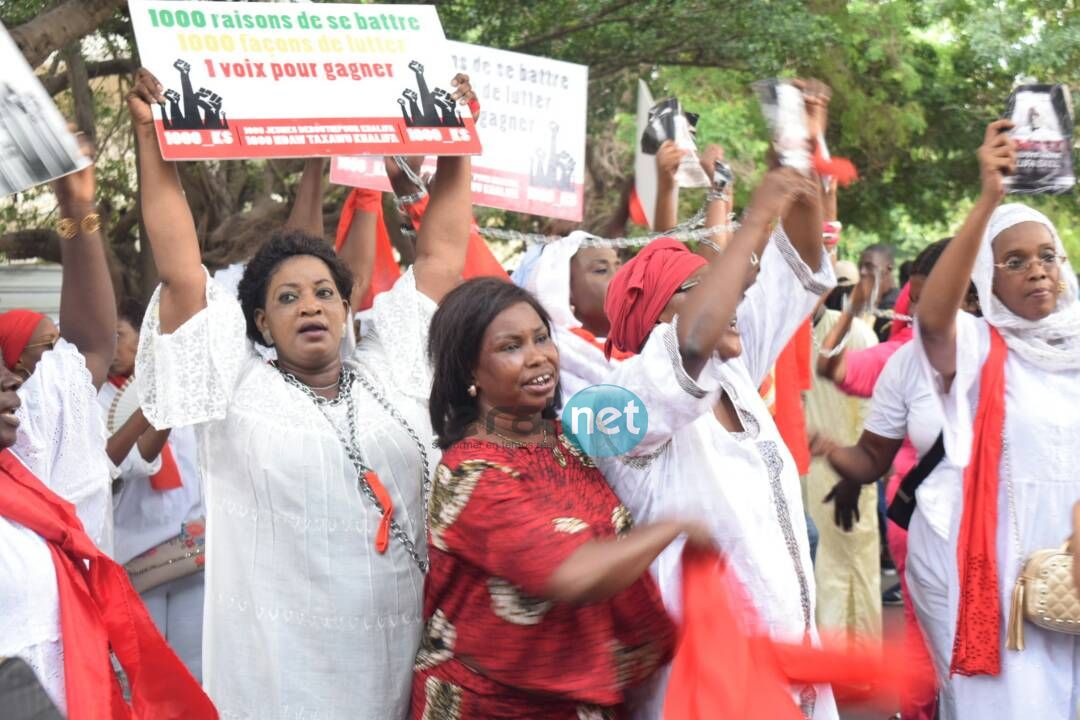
[1058,280,1068,295]
[467,384,477,397]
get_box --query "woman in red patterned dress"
[417,278,710,719]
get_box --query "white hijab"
[510,231,590,329]
[974,203,1080,371]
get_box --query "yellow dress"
[804,309,882,647]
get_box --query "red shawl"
[0,450,216,719]
[950,327,1008,676]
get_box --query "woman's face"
[110,318,139,378]
[0,360,21,449]
[254,255,349,370]
[657,266,744,360]
[569,246,620,335]
[473,302,560,420]
[16,317,59,379]
[991,221,1062,322]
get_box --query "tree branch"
[10,0,127,69]
[43,57,137,96]
[0,229,62,263]
[509,0,637,52]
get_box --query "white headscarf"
[510,231,589,329]
[974,203,1080,371]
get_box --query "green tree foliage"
[2,0,1079,295]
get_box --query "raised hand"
[748,165,814,223]
[450,72,478,119]
[127,68,165,128]
[978,119,1016,201]
[656,140,684,185]
[699,144,728,184]
[795,78,832,139]
[51,129,95,209]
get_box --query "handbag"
[124,517,206,594]
[1002,440,1080,651]
[886,433,945,531]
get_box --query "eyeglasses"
[993,252,1067,275]
[23,337,57,351]
[674,278,701,294]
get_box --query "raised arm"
[127,69,206,333]
[283,158,326,237]
[780,80,830,270]
[51,135,115,389]
[106,409,170,465]
[337,200,377,309]
[677,166,814,378]
[410,74,476,303]
[694,144,734,259]
[653,140,683,232]
[917,120,1013,382]
[816,273,874,383]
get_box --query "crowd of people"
[1,64,1079,720]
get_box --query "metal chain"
[276,366,430,573]
[1002,435,1025,576]
[395,195,739,249]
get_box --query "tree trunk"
[10,0,127,69]
[43,57,136,97]
[62,42,96,142]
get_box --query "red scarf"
[0,450,216,719]
[108,376,183,491]
[950,327,1008,676]
[603,238,707,359]
[0,308,45,370]
[665,550,920,719]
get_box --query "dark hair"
[117,297,147,330]
[428,277,558,450]
[898,260,914,287]
[910,237,951,277]
[236,230,353,346]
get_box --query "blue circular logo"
[561,384,648,458]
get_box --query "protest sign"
[1004,83,1075,195]
[128,0,481,160]
[330,40,588,221]
[0,22,90,197]
[633,79,659,229]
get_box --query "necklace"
[276,364,431,573]
[485,421,567,467]
[270,362,341,391]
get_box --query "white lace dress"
[0,339,113,714]
[136,268,438,720]
[598,228,839,720]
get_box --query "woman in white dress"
[127,69,475,719]
[916,119,1080,719]
[596,124,839,720]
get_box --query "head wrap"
[511,231,588,329]
[603,238,707,358]
[973,203,1080,371]
[0,308,45,370]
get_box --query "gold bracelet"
[57,212,100,240]
[57,218,78,240]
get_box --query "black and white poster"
[1004,83,1075,195]
[0,22,89,197]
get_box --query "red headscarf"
[604,238,707,359]
[0,309,45,370]
[0,450,217,719]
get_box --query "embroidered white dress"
[916,312,1080,720]
[0,339,113,714]
[137,268,438,720]
[598,228,838,720]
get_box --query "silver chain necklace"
[276,364,431,573]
